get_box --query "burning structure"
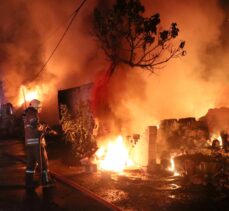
[57,81,229,187]
[0,0,227,209]
[0,0,227,186]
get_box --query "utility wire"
[30,0,88,83]
[3,0,87,95]
[5,0,87,89]
[31,11,76,57]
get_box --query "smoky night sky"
[0,0,228,132]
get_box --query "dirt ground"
[1,138,228,210]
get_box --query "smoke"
[27,0,112,124]
[0,0,45,100]
[92,0,229,134]
[0,0,228,130]
[139,0,229,129]
[0,0,105,123]
[90,0,228,135]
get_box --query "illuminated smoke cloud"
[0,0,228,129]
[0,0,45,101]
[92,0,229,133]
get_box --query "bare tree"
[93,0,186,76]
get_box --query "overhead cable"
[31,0,88,82]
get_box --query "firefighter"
[23,99,54,192]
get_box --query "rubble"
[150,109,229,189]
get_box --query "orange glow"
[95,135,134,172]
[17,84,49,107]
[209,134,223,147]
[168,156,180,176]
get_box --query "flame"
[95,135,134,172]
[17,84,49,107]
[210,134,223,147]
[168,156,180,176]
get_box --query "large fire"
[210,134,223,147]
[168,156,180,176]
[17,84,49,107]
[95,135,134,172]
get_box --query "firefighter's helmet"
[29,99,41,110]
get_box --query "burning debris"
[57,81,228,189]
[152,111,229,187]
[95,135,134,172]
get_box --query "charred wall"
[58,83,93,119]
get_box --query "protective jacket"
[24,106,41,146]
[23,106,50,190]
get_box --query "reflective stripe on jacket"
[25,138,40,145]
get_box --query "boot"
[25,172,36,193]
[42,170,56,188]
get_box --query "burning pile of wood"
[159,117,209,152]
[158,113,229,187]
